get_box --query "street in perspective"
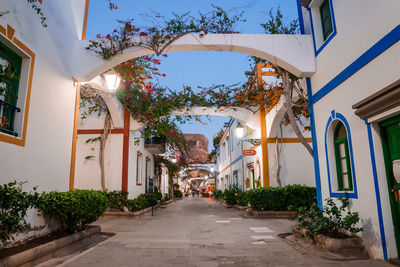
[0,0,400,266]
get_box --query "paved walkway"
[59,197,390,267]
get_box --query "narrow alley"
[48,198,391,267]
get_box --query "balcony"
[144,136,166,154]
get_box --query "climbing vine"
[86,5,245,60]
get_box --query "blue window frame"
[324,110,358,198]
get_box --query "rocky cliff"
[183,134,209,163]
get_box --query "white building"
[215,116,315,191]
[298,0,400,260]
[1,0,399,261]
[74,92,164,198]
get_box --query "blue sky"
[87,0,299,151]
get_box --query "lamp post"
[235,122,245,191]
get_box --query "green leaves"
[87,5,245,60]
[261,8,299,34]
[104,190,128,209]
[247,185,316,211]
[291,195,363,238]
[27,0,47,28]
[174,190,182,198]
[0,181,39,242]
[38,190,108,233]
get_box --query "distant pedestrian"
[192,189,195,197]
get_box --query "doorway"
[380,114,400,257]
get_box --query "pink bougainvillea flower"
[144,57,150,61]
[162,54,168,57]
[139,32,148,37]
[162,74,166,77]
[113,29,117,33]
[96,34,101,38]
[106,34,111,39]
[171,130,177,136]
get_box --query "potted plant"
[290,196,368,259]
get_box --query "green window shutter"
[320,0,333,40]
[0,41,22,136]
[334,122,353,191]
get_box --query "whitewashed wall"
[75,111,124,192]
[0,0,86,245]
[304,0,400,259]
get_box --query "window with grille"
[0,41,22,137]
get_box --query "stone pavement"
[57,197,390,267]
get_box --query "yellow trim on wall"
[267,137,312,143]
[0,24,35,147]
[0,25,5,36]
[218,123,230,147]
[259,109,269,188]
[220,163,231,173]
[81,0,90,40]
[69,83,81,191]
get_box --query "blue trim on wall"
[366,120,388,261]
[308,0,337,56]
[308,8,317,55]
[296,0,305,34]
[315,0,337,56]
[324,111,358,199]
[231,155,242,166]
[313,24,400,104]
[306,78,323,209]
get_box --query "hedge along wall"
[247,185,316,211]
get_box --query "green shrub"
[104,190,128,209]
[212,189,223,200]
[152,192,162,201]
[145,193,158,206]
[127,199,140,211]
[39,190,107,233]
[247,185,316,211]
[291,196,363,238]
[235,191,248,206]
[164,193,171,201]
[135,194,149,209]
[223,185,241,205]
[0,181,39,242]
[174,190,182,198]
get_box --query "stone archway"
[72,33,315,82]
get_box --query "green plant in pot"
[291,195,363,239]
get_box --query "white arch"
[266,96,287,137]
[126,106,260,131]
[170,107,259,129]
[72,33,315,82]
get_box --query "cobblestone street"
[52,197,391,267]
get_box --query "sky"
[86,0,299,151]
